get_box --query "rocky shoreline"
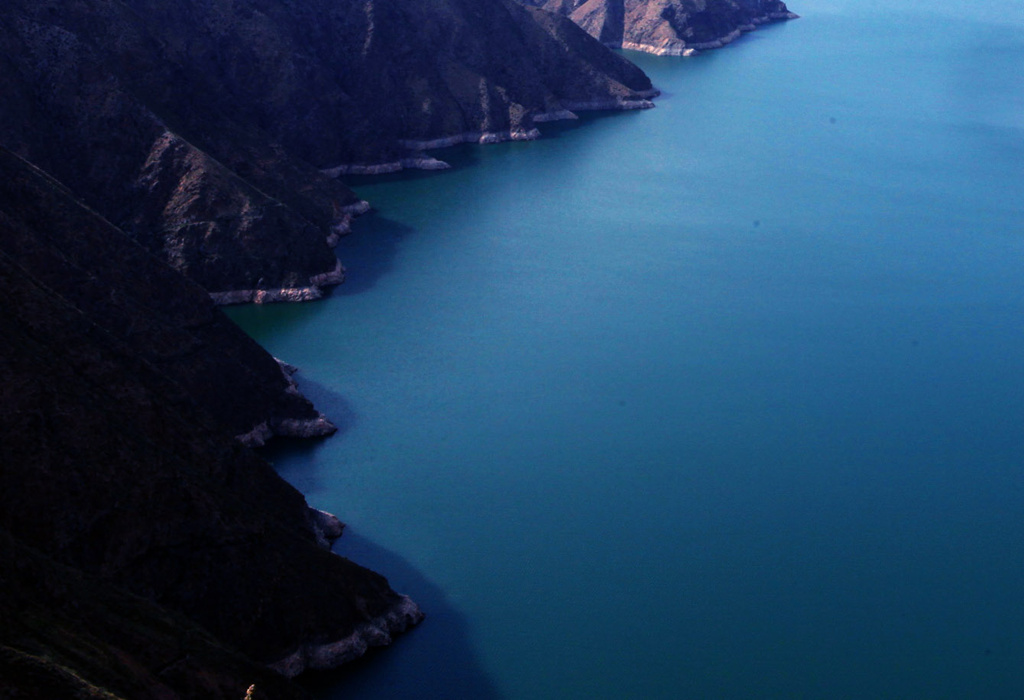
[619,11,799,56]
[561,95,659,111]
[209,260,347,305]
[322,156,453,177]
[326,201,373,246]
[307,508,346,550]
[270,596,426,677]
[236,361,339,446]
[320,92,660,178]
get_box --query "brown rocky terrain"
[520,0,798,55]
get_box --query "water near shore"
[228,2,1024,696]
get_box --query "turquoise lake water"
[227,2,1024,696]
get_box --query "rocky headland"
[520,0,798,56]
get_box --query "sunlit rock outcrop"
[522,0,798,56]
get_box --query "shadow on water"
[255,388,502,697]
[256,379,358,496]
[221,293,336,342]
[328,213,416,297]
[298,531,505,700]
[259,432,335,465]
[546,108,651,134]
[327,108,655,297]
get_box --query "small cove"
[228,3,1024,696]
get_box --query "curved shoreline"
[319,92,660,176]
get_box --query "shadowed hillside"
[0,147,421,698]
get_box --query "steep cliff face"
[0,148,333,445]
[0,0,655,298]
[521,0,798,56]
[0,148,423,698]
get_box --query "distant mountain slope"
[0,147,422,698]
[521,0,798,55]
[0,0,655,299]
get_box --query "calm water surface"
[228,2,1024,696]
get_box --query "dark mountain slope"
[521,0,798,55]
[0,148,422,696]
[0,528,307,700]
[0,147,333,445]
